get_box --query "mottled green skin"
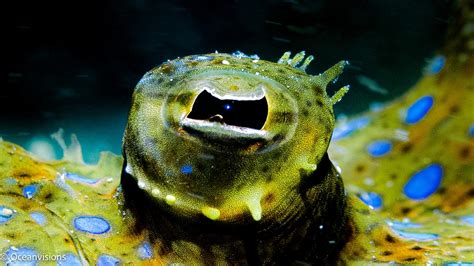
[0,49,472,264]
[1,2,473,262]
[123,53,345,221]
[121,52,353,263]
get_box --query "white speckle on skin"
[1,208,13,217]
[395,129,409,141]
[137,180,146,189]
[363,178,374,186]
[319,225,324,229]
[125,164,133,175]
[165,194,176,205]
[445,219,455,224]
[222,60,230,65]
[152,188,161,196]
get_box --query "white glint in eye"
[201,85,266,101]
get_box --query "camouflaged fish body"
[1,2,473,263]
[0,46,472,264]
[1,46,473,264]
[121,51,354,264]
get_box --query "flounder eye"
[188,90,268,130]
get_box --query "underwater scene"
[2,0,473,265]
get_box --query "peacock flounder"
[122,51,349,222]
[2,50,468,265]
[1,3,474,262]
[120,51,353,264]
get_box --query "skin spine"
[121,51,351,264]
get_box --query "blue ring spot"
[65,173,100,185]
[332,116,371,140]
[425,55,446,75]
[367,140,392,157]
[6,247,38,266]
[137,242,153,260]
[73,216,111,234]
[0,206,16,224]
[97,254,121,266]
[22,184,39,199]
[405,95,434,124]
[393,229,439,241]
[4,178,17,185]
[180,165,193,175]
[57,253,81,266]
[170,60,187,73]
[469,124,474,137]
[403,164,443,200]
[461,215,474,226]
[358,192,383,209]
[443,263,474,266]
[30,212,46,226]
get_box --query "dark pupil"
[187,91,268,130]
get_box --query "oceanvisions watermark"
[0,253,67,263]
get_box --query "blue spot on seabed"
[393,229,439,241]
[0,206,15,224]
[5,247,38,266]
[469,123,474,137]
[405,95,434,124]
[332,117,371,140]
[425,55,446,75]
[4,177,17,185]
[180,165,193,174]
[387,220,421,230]
[30,212,46,226]
[57,253,82,266]
[461,215,474,226]
[367,140,392,157]
[97,254,121,266]
[359,192,383,209]
[65,173,100,185]
[403,164,443,200]
[137,242,153,260]
[73,216,111,234]
[22,184,39,199]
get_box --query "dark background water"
[3,0,453,163]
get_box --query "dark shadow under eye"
[187,91,268,130]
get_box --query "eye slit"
[187,90,268,130]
